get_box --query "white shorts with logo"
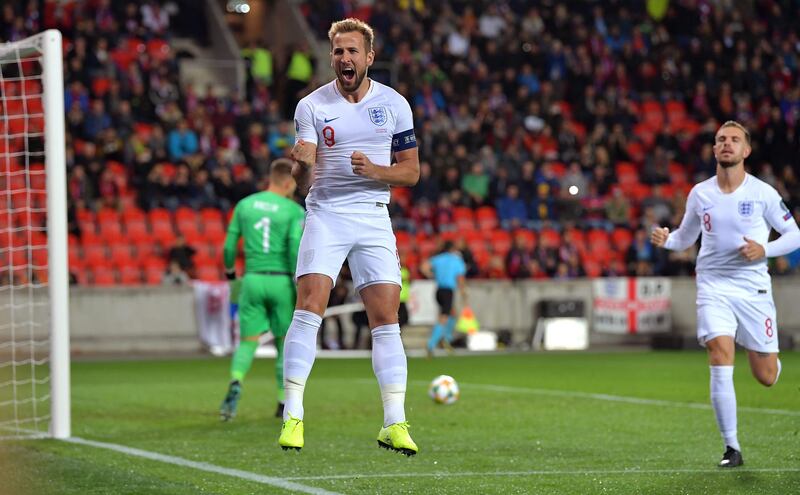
[295,207,401,290]
[696,291,779,353]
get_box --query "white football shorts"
[696,291,779,353]
[295,207,401,290]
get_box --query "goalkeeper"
[220,159,305,420]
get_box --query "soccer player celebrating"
[219,159,305,421]
[278,18,420,455]
[651,121,800,467]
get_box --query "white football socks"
[283,310,322,421]
[371,323,407,427]
[710,365,740,451]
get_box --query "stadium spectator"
[161,260,190,286]
[166,235,196,273]
[496,184,528,230]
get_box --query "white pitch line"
[65,437,342,495]
[405,380,800,417]
[286,467,800,481]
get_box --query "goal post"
[0,29,69,439]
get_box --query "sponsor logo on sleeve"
[780,201,792,221]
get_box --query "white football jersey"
[665,173,800,294]
[294,79,416,213]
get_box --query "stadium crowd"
[2,0,799,285]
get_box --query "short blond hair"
[328,18,375,52]
[718,120,751,145]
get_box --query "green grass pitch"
[1,351,799,494]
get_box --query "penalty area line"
[286,466,800,481]
[65,437,343,495]
[407,381,800,417]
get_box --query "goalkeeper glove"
[225,268,236,281]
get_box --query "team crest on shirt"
[780,201,792,221]
[738,201,754,217]
[368,106,388,126]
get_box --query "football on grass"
[428,375,460,405]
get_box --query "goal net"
[0,30,69,439]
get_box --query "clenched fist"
[651,226,669,247]
[351,151,380,179]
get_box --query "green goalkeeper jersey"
[223,191,305,274]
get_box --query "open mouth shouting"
[340,66,357,85]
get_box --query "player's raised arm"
[222,204,242,278]
[660,188,702,251]
[761,189,800,258]
[291,99,319,193]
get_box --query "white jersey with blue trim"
[665,173,800,295]
[293,79,416,213]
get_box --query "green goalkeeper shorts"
[238,273,296,338]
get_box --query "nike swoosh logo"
[703,206,714,211]
[324,117,340,123]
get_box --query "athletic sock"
[710,365,740,452]
[283,310,321,421]
[773,358,782,385]
[444,316,456,342]
[371,323,407,427]
[274,336,285,403]
[230,340,259,383]
[428,323,444,351]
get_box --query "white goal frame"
[1,29,69,439]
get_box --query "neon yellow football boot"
[279,414,304,451]
[377,421,418,456]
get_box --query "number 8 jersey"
[293,79,416,213]
[664,174,800,295]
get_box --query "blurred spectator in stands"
[283,42,316,118]
[533,241,558,277]
[497,184,528,230]
[440,166,462,205]
[693,143,716,182]
[189,169,217,209]
[232,168,258,203]
[68,165,93,210]
[605,188,631,227]
[167,235,196,273]
[412,161,439,203]
[505,235,532,280]
[627,229,656,276]
[97,168,119,210]
[141,0,170,38]
[250,142,273,180]
[410,198,435,235]
[147,124,169,162]
[83,99,112,141]
[167,120,199,162]
[212,168,235,211]
[435,196,456,233]
[642,145,671,185]
[488,165,512,205]
[241,40,273,98]
[122,2,144,38]
[268,121,294,157]
[170,164,193,209]
[529,183,556,230]
[641,185,673,225]
[162,260,190,286]
[454,238,479,279]
[462,162,490,207]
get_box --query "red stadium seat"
[82,244,107,266]
[196,265,220,282]
[91,265,116,286]
[475,206,498,230]
[611,228,633,252]
[487,229,512,255]
[538,228,560,248]
[453,207,475,231]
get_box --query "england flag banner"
[593,277,671,334]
